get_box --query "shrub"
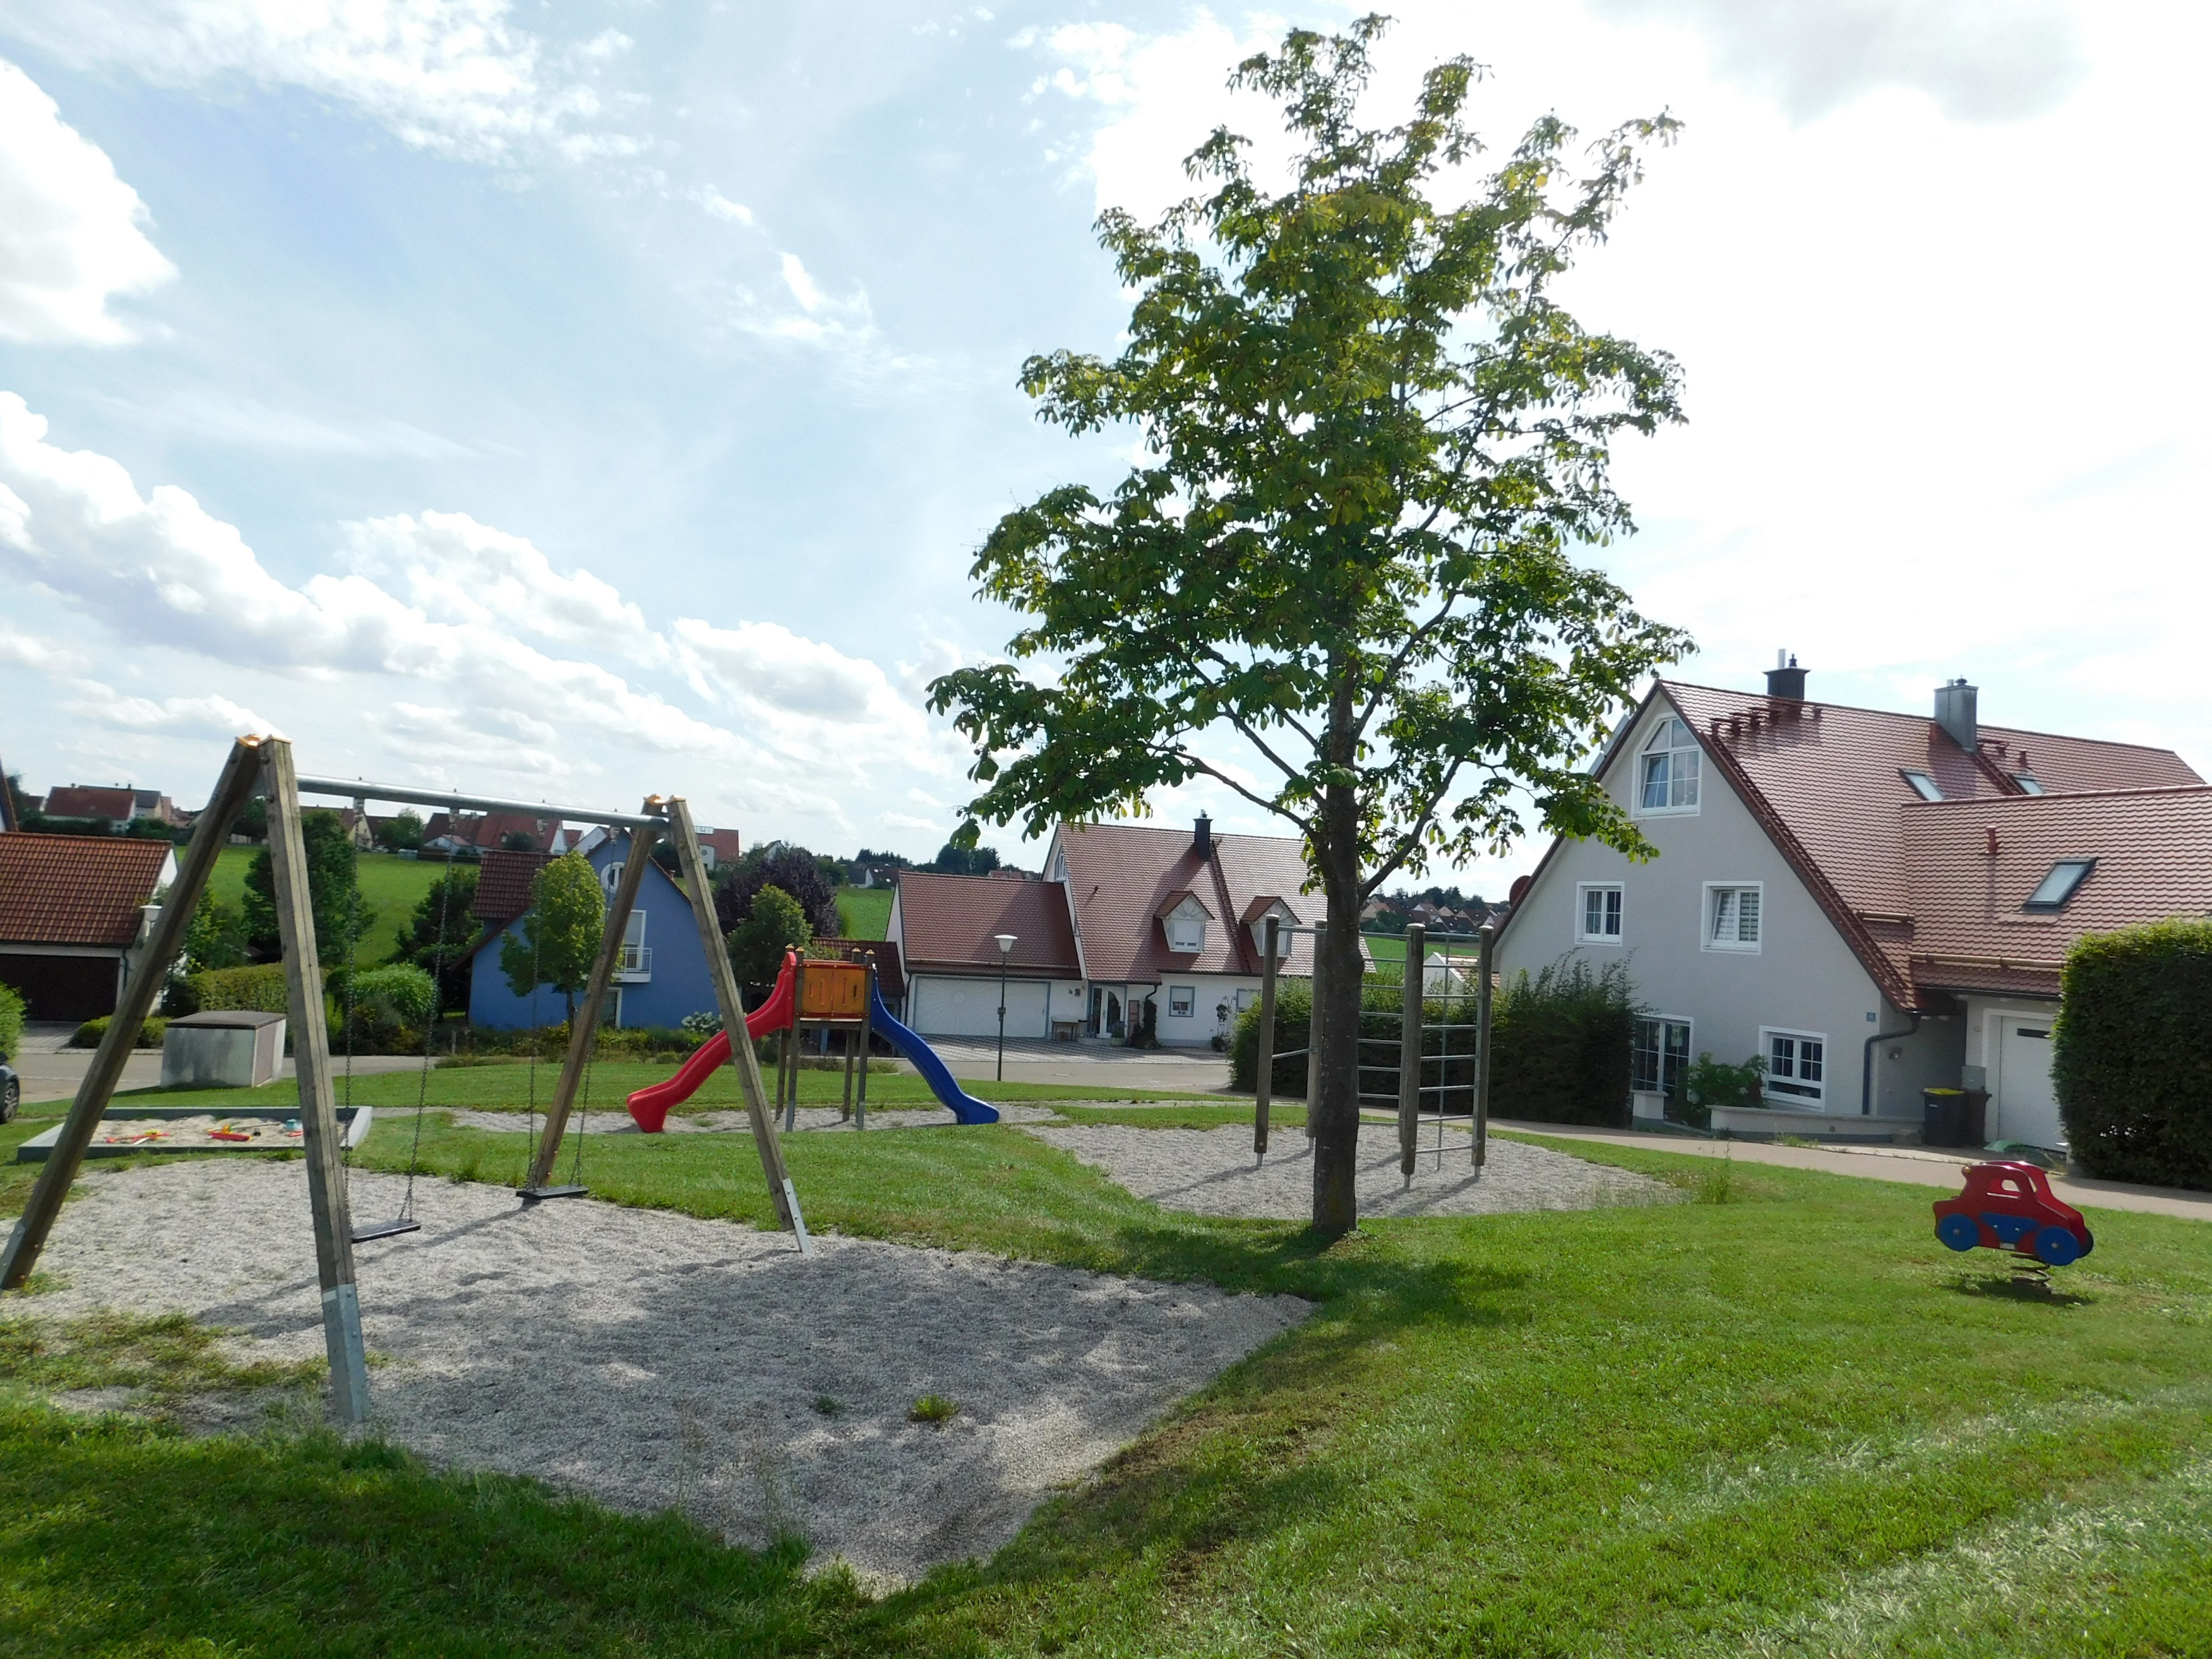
[71,1016,167,1050]
[728,886,812,992]
[338,964,437,1053]
[178,964,293,1016]
[1677,1052,1765,1130]
[1490,956,1640,1128]
[0,983,26,1058]
[2055,918,2212,1187]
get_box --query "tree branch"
[1182,752,1314,834]
[1360,757,1468,899]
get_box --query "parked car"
[1933,1161,2094,1266]
[0,1051,18,1123]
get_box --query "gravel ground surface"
[28,1160,1306,1583]
[1023,1121,1670,1219]
[439,1102,1067,1134]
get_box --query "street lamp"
[994,932,1017,1082]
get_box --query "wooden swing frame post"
[523,812,662,1196]
[666,797,806,1246]
[1474,922,1496,1168]
[1305,921,1326,1140]
[1397,923,1426,1180]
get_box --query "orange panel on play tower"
[798,960,869,1020]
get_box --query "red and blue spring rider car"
[1933,1162,2094,1267]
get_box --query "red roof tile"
[473,850,551,927]
[894,872,1080,974]
[1901,786,2212,996]
[0,833,175,947]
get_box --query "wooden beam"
[665,797,804,1243]
[1474,923,1496,1168]
[1398,924,1426,1181]
[525,817,661,1193]
[261,737,370,1423]
[0,737,263,1290]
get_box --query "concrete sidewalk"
[1488,1118,2212,1224]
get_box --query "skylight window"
[1901,770,1943,801]
[2013,775,2045,795]
[2025,858,2095,910]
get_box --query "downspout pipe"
[1863,1010,1922,1116]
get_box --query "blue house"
[467,833,721,1031]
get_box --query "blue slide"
[870,981,1000,1124]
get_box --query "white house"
[1496,661,2208,1147]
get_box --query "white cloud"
[0,391,948,813]
[0,627,86,673]
[119,390,476,459]
[1587,0,2085,122]
[0,58,175,344]
[697,187,754,225]
[0,0,623,162]
[66,680,281,739]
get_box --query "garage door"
[909,976,1052,1039]
[0,953,120,1022]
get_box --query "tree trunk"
[1311,671,1364,1234]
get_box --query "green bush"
[0,983,23,1058]
[337,964,438,1054]
[70,1016,168,1050]
[175,963,294,1017]
[1677,1052,1766,1130]
[1228,978,1485,1103]
[1490,956,1640,1128]
[2055,918,2212,1187]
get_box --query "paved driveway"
[920,1037,1233,1094]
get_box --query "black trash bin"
[1923,1087,1966,1148]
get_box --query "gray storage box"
[162,1010,286,1089]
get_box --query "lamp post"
[994,932,1017,1082]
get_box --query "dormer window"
[1156,891,1212,954]
[1638,717,1700,813]
[1901,770,1943,801]
[2025,858,2094,910]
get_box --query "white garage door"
[910,976,1052,1039]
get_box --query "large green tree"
[499,853,604,1026]
[242,809,375,964]
[929,18,1691,1232]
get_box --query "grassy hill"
[206,847,449,967]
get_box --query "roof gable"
[893,871,1081,974]
[1054,821,1328,982]
[0,834,176,947]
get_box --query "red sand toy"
[1934,1161,2094,1266]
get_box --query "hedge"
[0,983,25,1058]
[170,964,295,1018]
[70,1016,168,1050]
[1490,956,1639,1128]
[2054,918,2212,1188]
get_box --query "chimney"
[1192,813,1213,860]
[1765,650,1807,701]
[1935,678,1978,751]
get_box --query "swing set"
[0,737,810,1425]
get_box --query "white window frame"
[1168,985,1196,1018]
[1576,882,1624,944]
[1761,1026,1827,1104]
[1635,716,1703,817]
[1631,1016,1693,1098]
[1703,882,1764,954]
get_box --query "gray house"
[1496,661,2207,1147]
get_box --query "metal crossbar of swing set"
[293,775,667,828]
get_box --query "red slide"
[626,952,799,1132]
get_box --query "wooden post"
[262,738,371,1423]
[1,737,262,1291]
[666,797,804,1244]
[524,816,661,1196]
[1398,923,1426,1181]
[1254,916,1278,1159]
[1474,922,1496,1168]
[784,960,806,1132]
[1305,921,1325,1139]
[856,958,873,1130]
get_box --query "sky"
[0,0,2204,896]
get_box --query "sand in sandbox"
[26,1160,1306,1583]
[1023,1121,1670,1219]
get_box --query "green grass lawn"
[4,1107,2211,1656]
[835,884,892,940]
[207,846,444,967]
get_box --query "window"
[1234,988,1256,1012]
[1763,1029,1826,1102]
[1632,1018,1691,1098]
[1168,986,1195,1018]
[2025,858,2095,910]
[2013,775,2045,795]
[1165,916,1204,953]
[1705,883,1762,952]
[601,861,624,896]
[1638,717,1701,813]
[1901,770,1943,801]
[1577,883,1623,943]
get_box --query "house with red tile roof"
[888,816,1346,1046]
[38,785,187,827]
[1496,660,2207,1148]
[0,833,178,1020]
